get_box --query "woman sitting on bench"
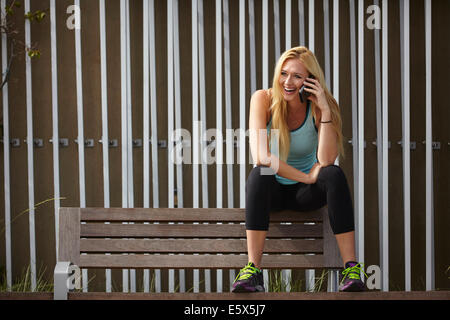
[232,46,365,293]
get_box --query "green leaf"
[36,11,46,22]
[24,11,33,20]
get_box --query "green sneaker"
[339,261,367,292]
[232,262,265,293]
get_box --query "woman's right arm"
[248,90,320,184]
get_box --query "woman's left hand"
[304,77,330,112]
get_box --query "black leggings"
[245,164,355,234]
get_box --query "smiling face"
[278,58,310,103]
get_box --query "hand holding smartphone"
[299,75,315,103]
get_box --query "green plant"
[0,197,66,291]
[0,196,66,236]
[266,269,332,293]
[311,269,328,292]
[0,264,53,292]
[1,0,49,90]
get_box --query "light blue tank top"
[267,101,318,185]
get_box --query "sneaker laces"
[234,262,260,282]
[340,263,368,283]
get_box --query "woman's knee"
[247,165,277,184]
[246,165,277,197]
[318,164,347,185]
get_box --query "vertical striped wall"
[0,0,448,292]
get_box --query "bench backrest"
[58,207,342,270]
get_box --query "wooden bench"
[53,207,342,299]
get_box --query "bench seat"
[54,207,342,299]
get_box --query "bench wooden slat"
[79,239,323,254]
[80,223,323,238]
[79,253,325,269]
[79,208,322,223]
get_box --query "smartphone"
[299,75,315,103]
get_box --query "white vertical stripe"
[374,0,381,281]
[357,0,364,265]
[143,0,150,210]
[192,0,199,209]
[148,0,160,292]
[239,0,246,209]
[298,0,305,46]
[24,0,36,292]
[333,1,339,164]
[308,0,314,51]
[236,0,246,288]
[125,0,136,293]
[192,0,200,292]
[273,0,281,62]
[149,0,159,209]
[381,0,389,291]
[74,0,86,209]
[119,0,127,214]
[120,0,128,209]
[248,0,257,94]
[223,0,235,293]
[373,0,385,291]
[167,0,175,293]
[424,0,434,291]
[173,0,183,209]
[125,0,134,212]
[332,0,339,103]
[198,0,208,209]
[216,0,223,209]
[285,0,291,50]
[215,0,224,293]
[99,0,111,292]
[120,0,129,293]
[262,0,269,89]
[142,0,150,293]
[172,0,185,292]
[223,0,233,209]
[50,0,61,264]
[323,0,331,89]
[401,0,411,292]
[1,0,12,291]
[197,0,210,292]
[167,0,174,209]
[74,0,87,292]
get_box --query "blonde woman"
[232,46,365,293]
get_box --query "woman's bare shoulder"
[251,89,271,101]
[251,89,272,121]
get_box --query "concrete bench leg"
[54,261,79,300]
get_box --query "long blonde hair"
[269,46,345,161]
